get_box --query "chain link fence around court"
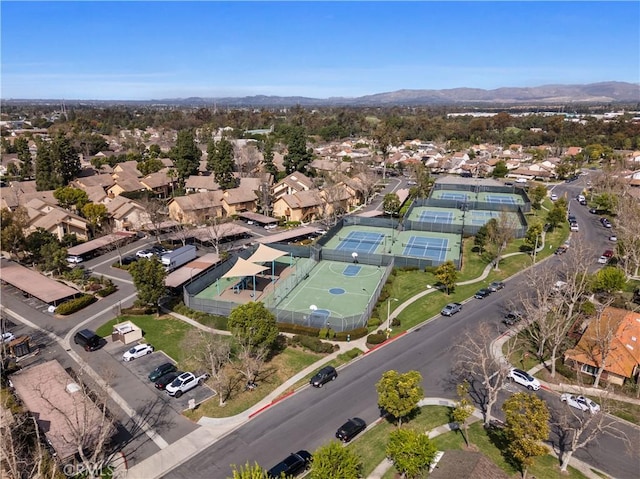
[404,198,527,239]
[272,257,395,332]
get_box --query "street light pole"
[387,297,398,333]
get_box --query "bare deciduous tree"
[453,323,517,426]
[518,239,594,377]
[0,411,57,479]
[236,143,261,177]
[182,329,232,406]
[234,343,268,389]
[138,196,168,243]
[318,180,347,227]
[486,211,518,270]
[614,194,640,278]
[552,394,631,472]
[350,164,379,206]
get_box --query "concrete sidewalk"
[122,336,370,479]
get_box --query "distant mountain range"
[4,82,639,107]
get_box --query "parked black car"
[148,362,177,382]
[474,288,492,299]
[267,450,312,478]
[503,311,524,326]
[120,255,138,265]
[336,417,366,442]
[310,365,338,388]
[154,371,182,390]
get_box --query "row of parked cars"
[265,365,364,477]
[120,344,210,398]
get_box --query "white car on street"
[66,255,84,264]
[508,368,541,391]
[560,393,600,414]
[2,332,16,343]
[122,343,154,361]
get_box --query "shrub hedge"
[277,322,321,337]
[55,294,97,315]
[96,284,117,297]
[173,303,228,329]
[366,333,387,345]
[334,327,368,341]
[290,335,337,354]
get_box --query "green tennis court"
[270,260,385,320]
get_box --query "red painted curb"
[271,390,295,405]
[364,330,408,354]
[249,404,270,418]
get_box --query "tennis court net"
[339,236,383,245]
[402,243,450,251]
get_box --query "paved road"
[167,172,639,479]
[166,271,639,478]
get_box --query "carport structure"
[237,211,279,226]
[0,258,79,305]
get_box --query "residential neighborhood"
[1,101,640,479]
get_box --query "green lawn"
[185,345,327,421]
[96,315,195,362]
[344,406,589,479]
[347,406,453,477]
[430,422,588,479]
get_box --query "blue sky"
[2,1,639,100]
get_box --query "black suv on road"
[309,365,338,387]
[336,417,366,442]
[267,450,312,478]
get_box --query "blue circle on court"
[329,288,345,295]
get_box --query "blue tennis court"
[418,211,454,223]
[336,231,385,253]
[439,192,469,201]
[485,195,516,204]
[402,236,449,261]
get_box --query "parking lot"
[106,340,216,412]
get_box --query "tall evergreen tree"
[207,138,237,189]
[50,133,80,185]
[283,126,312,174]
[261,138,278,177]
[170,129,201,179]
[35,141,57,191]
[15,137,34,180]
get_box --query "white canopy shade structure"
[221,257,269,297]
[246,244,290,281]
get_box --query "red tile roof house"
[564,146,583,157]
[564,307,640,386]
